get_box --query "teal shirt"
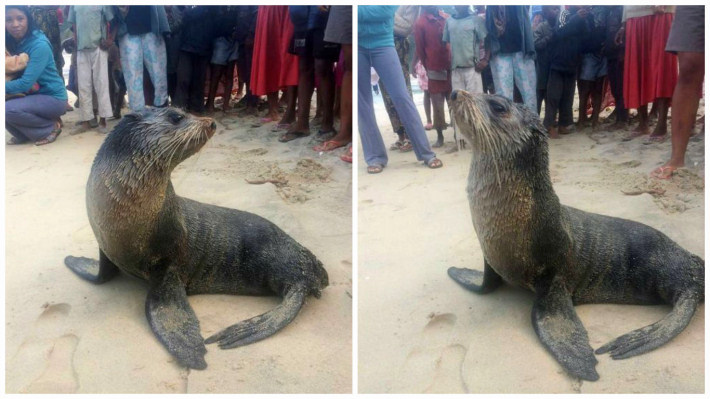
[5,30,68,100]
[358,6,398,49]
[67,6,115,50]
[443,13,487,69]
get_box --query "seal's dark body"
[448,92,704,381]
[65,108,328,370]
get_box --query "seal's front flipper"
[205,284,306,349]
[532,277,599,381]
[64,251,119,284]
[447,261,502,294]
[596,291,700,360]
[146,268,207,370]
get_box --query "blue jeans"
[6,94,66,142]
[358,46,436,167]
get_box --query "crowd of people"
[5,5,353,162]
[359,5,705,179]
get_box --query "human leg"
[357,46,388,168]
[372,46,437,164]
[119,34,145,111]
[512,52,538,112]
[5,95,66,142]
[173,51,193,110]
[77,49,96,123]
[490,54,514,101]
[431,92,446,147]
[142,32,169,107]
[206,64,226,113]
[559,72,576,132]
[544,69,563,138]
[92,48,113,125]
[577,79,592,126]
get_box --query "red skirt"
[251,6,298,96]
[279,8,298,88]
[623,13,678,109]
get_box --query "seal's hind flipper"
[146,268,207,370]
[64,251,119,284]
[595,291,700,360]
[448,261,502,294]
[205,284,306,349]
[532,276,599,381]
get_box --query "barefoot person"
[618,6,677,142]
[5,6,67,146]
[651,6,705,179]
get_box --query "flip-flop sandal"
[650,165,677,180]
[367,164,384,174]
[315,129,336,142]
[340,147,352,163]
[425,157,443,169]
[399,139,413,152]
[35,128,62,146]
[313,140,348,152]
[389,141,403,150]
[278,131,310,143]
[424,123,433,130]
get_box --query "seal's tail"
[595,290,701,360]
[204,283,306,349]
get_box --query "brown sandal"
[35,127,62,146]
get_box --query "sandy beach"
[5,95,352,393]
[358,92,704,393]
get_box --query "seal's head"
[449,91,547,159]
[90,107,218,205]
[96,107,217,174]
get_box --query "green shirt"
[442,13,487,69]
[67,6,115,50]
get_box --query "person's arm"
[101,6,117,50]
[6,41,52,94]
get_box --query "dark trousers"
[237,44,258,107]
[174,50,209,112]
[544,69,576,128]
[607,58,628,122]
[537,89,546,115]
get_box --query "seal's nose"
[210,121,217,130]
[451,90,458,101]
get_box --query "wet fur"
[66,108,328,369]
[448,92,704,381]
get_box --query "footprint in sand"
[392,313,468,394]
[9,303,80,393]
[22,334,80,393]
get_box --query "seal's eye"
[489,102,506,114]
[168,112,185,124]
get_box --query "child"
[443,6,488,95]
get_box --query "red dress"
[250,6,298,96]
[623,12,678,109]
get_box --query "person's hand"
[475,58,489,72]
[99,38,113,50]
[318,6,330,13]
[577,8,590,18]
[614,26,625,46]
[653,6,666,14]
[118,6,129,16]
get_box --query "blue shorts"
[579,53,607,81]
[211,36,238,65]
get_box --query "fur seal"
[446,91,704,381]
[64,107,329,370]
